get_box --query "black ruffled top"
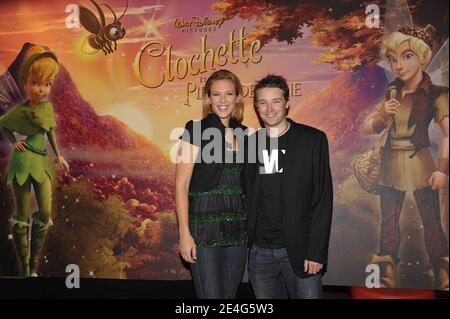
[188,149,247,248]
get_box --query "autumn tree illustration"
[213,0,448,70]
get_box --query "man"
[244,74,333,299]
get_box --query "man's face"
[24,75,52,103]
[387,40,422,82]
[255,87,289,128]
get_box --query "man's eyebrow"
[257,97,283,102]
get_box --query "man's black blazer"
[244,118,333,278]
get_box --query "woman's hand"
[179,233,197,264]
[384,98,400,117]
[429,171,448,190]
[57,156,70,171]
[14,140,28,152]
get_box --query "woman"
[175,69,248,298]
[362,26,448,290]
[0,45,69,277]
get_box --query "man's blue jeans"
[248,246,322,299]
[190,245,247,299]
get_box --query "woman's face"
[24,74,52,104]
[387,41,422,82]
[207,79,239,121]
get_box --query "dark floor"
[0,277,352,299]
[0,277,447,299]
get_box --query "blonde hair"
[22,46,59,84]
[380,31,432,70]
[202,69,244,123]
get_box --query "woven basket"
[353,148,383,194]
[353,119,393,195]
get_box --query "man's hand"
[304,259,323,275]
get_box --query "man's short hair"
[254,74,290,104]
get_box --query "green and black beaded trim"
[190,211,247,223]
[196,238,247,248]
[189,185,241,197]
[223,166,241,174]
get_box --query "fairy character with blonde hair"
[362,22,449,290]
[0,45,69,277]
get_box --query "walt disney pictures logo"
[174,16,227,33]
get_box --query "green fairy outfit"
[0,101,56,185]
[0,99,59,276]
